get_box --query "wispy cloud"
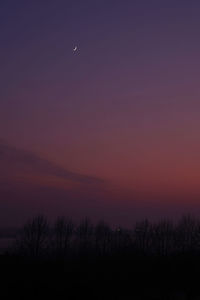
[0,140,103,184]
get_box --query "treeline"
[3,215,200,299]
[12,214,200,258]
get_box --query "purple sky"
[1,1,200,227]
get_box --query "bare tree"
[134,219,152,253]
[76,218,94,253]
[18,215,49,258]
[176,214,198,253]
[94,221,111,255]
[151,220,174,256]
[54,217,74,257]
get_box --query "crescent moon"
[73,46,77,52]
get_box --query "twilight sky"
[1,1,200,226]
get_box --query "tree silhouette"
[134,219,152,253]
[76,218,94,254]
[94,221,111,255]
[54,216,74,258]
[18,215,49,257]
[151,220,174,256]
[176,214,199,253]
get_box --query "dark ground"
[1,252,200,300]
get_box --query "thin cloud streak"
[0,140,104,185]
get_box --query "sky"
[1,0,200,227]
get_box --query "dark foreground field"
[1,253,200,299]
[1,215,200,299]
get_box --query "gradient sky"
[1,0,200,226]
